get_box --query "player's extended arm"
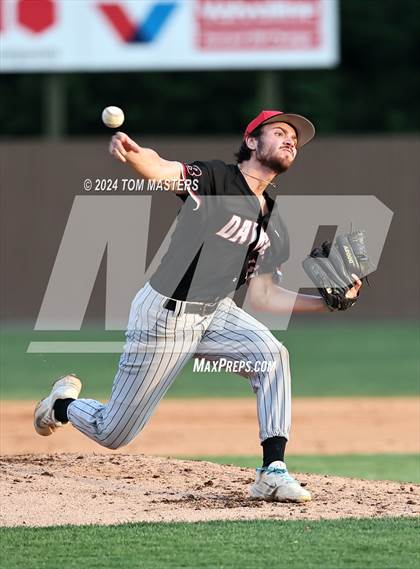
[247,273,361,314]
[109,131,182,182]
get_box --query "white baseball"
[102,106,125,128]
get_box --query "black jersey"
[150,160,289,302]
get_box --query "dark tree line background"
[1,0,419,137]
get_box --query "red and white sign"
[196,0,322,51]
[0,0,338,72]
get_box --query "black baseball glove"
[302,229,371,311]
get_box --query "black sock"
[262,436,287,467]
[53,398,75,423]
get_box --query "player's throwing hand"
[109,132,141,163]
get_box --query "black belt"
[164,298,219,316]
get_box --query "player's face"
[255,122,298,173]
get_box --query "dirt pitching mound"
[1,454,419,527]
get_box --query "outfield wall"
[1,135,419,322]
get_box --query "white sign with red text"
[0,0,338,72]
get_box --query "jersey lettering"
[254,229,270,253]
[229,219,254,244]
[185,164,202,177]
[216,214,271,250]
[216,215,242,239]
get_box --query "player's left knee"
[97,417,148,449]
[280,342,289,361]
[266,340,289,364]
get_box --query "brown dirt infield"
[1,454,419,526]
[1,398,418,526]
[1,397,419,456]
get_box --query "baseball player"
[34,110,362,503]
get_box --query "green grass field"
[1,322,418,398]
[1,518,419,569]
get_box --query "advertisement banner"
[0,0,338,71]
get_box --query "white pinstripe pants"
[67,282,292,449]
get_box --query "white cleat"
[250,460,312,503]
[34,374,82,436]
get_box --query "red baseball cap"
[244,110,315,148]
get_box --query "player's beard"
[256,143,294,174]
